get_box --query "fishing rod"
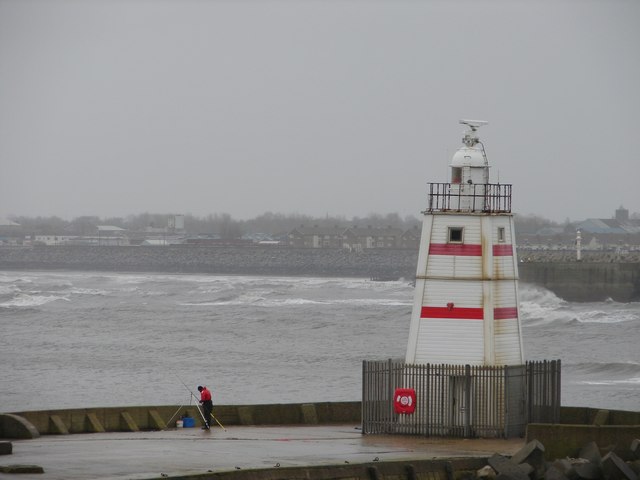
[172,372,209,425]
[165,403,187,429]
[173,372,227,431]
[209,411,227,431]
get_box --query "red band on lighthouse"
[429,243,513,256]
[421,306,519,320]
[494,307,518,319]
[428,244,482,256]
[421,306,484,320]
[493,245,513,256]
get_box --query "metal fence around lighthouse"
[361,359,560,438]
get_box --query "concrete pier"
[3,424,524,480]
[2,404,639,479]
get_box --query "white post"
[576,229,582,262]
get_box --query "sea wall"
[1,402,360,437]
[518,261,640,302]
[528,406,640,461]
[1,245,639,301]
[4,403,640,466]
[0,245,417,279]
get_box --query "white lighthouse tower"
[405,120,524,366]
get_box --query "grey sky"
[1,0,638,223]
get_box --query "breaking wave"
[0,293,69,308]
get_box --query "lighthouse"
[362,121,559,438]
[405,120,524,366]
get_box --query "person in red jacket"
[197,385,213,430]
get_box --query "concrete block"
[0,441,12,455]
[49,415,69,435]
[527,424,640,462]
[0,414,40,439]
[579,442,602,465]
[85,413,105,433]
[574,462,601,480]
[0,464,44,473]
[148,410,166,430]
[552,459,578,479]
[477,465,497,479]
[406,464,418,480]
[487,454,532,480]
[301,404,318,425]
[602,452,638,480]
[552,459,572,472]
[120,412,139,432]
[511,439,546,479]
[631,439,640,460]
[367,465,382,480]
[546,465,571,480]
[593,410,610,426]
[454,470,477,480]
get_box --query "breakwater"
[1,245,639,301]
[3,403,639,462]
[518,260,640,302]
[0,245,417,279]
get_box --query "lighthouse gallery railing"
[427,183,512,213]
[362,359,560,438]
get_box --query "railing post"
[464,364,472,437]
[361,360,366,434]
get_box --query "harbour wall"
[3,403,640,461]
[0,245,639,301]
[0,245,417,280]
[1,402,361,438]
[517,261,640,302]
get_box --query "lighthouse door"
[449,375,472,436]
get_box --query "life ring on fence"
[393,388,416,414]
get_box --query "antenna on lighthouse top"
[459,119,488,147]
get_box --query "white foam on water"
[0,273,35,284]
[69,288,110,296]
[0,293,69,308]
[0,284,20,295]
[573,309,639,324]
[577,378,640,386]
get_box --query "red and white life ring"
[393,388,416,414]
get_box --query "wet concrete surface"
[3,424,525,480]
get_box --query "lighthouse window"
[451,167,462,184]
[498,227,505,242]
[448,227,464,243]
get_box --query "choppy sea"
[0,270,638,413]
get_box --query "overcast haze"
[1,0,638,223]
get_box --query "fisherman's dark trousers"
[202,400,213,427]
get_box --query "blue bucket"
[182,417,195,428]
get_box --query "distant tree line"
[10,212,563,239]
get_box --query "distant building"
[242,233,274,243]
[0,217,22,245]
[141,239,168,246]
[33,235,76,245]
[287,225,418,249]
[342,226,403,250]
[400,225,421,249]
[97,225,128,246]
[288,225,344,248]
[577,206,640,234]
